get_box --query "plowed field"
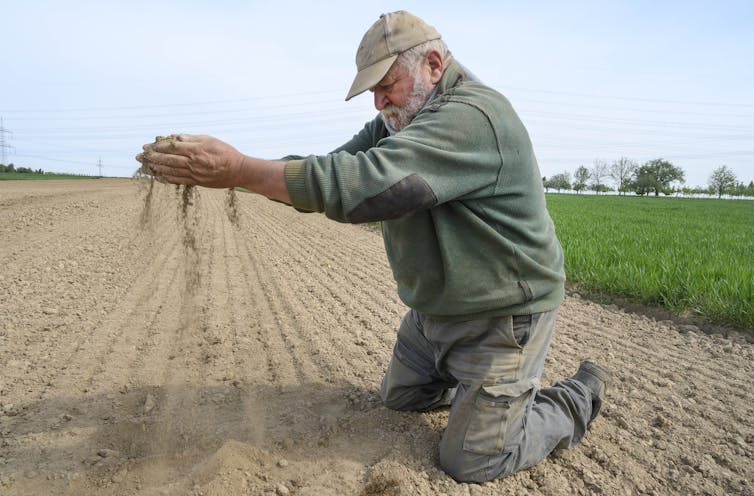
[0,179,751,495]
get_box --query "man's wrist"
[238,155,290,204]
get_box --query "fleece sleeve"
[284,101,503,224]
[328,117,382,155]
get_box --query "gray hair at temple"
[395,39,452,78]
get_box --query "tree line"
[0,163,45,174]
[543,159,753,198]
[0,163,98,179]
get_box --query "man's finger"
[149,139,199,155]
[150,162,189,178]
[176,133,200,143]
[144,150,190,169]
[158,174,197,186]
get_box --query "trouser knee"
[380,376,453,412]
[380,340,452,412]
[439,443,498,483]
[438,382,531,482]
[379,381,414,411]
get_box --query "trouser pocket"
[462,383,531,456]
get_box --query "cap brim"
[345,55,399,101]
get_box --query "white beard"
[380,76,434,132]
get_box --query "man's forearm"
[238,156,291,204]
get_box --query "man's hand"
[136,134,291,204]
[136,134,243,189]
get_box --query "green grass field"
[546,194,753,329]
[0,172,97,180]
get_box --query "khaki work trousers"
[380,308,598,482]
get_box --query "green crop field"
[546,194,753,329]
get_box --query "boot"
[573,360,612,399]
[572,360,612,423]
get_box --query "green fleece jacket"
[284,60,565,320]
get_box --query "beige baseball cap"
[345,11,441,101]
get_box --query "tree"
[546,172,571,193]
[573,165,590,194]
[632,159,685,196]
[708,165,737,198]
[733,181,746,198]
[590,159,609,194]
[681,185,708,197]
[610,157,638,195]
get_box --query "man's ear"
[426,50,444,84]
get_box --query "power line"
[0,117,15,165]
[0,89,344,114]
[501,85,754,109]
[14,153,96,167]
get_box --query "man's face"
[371,60,434,131]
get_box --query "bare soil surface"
[1,179,752,496]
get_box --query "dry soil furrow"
[82,237,187,391]
[235,198,402,386]
[243,205,403,352]
[291,285,394,385]
[274,227,399,305]
[555,304,750,391]
[207,196,316,385]
[0,179,129,202]
[252,240,396,385]
[196,194,258,384]
[1,212,183,421]
[210,203,273,385]
[180,189,288,386]
[240,196,398,296]
[0,193,146,406]
[235,219,332,385]
[0,196,127,247]
[44,201,189,395]
[132,192,226,386]
[562,323,753,430]
[255,258,387,387]
[557,313,743,380]
[268,232,402,326]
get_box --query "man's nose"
[373,88,389,111]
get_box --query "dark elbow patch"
[347,173,438,223]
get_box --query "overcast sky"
[2,0,753,188]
